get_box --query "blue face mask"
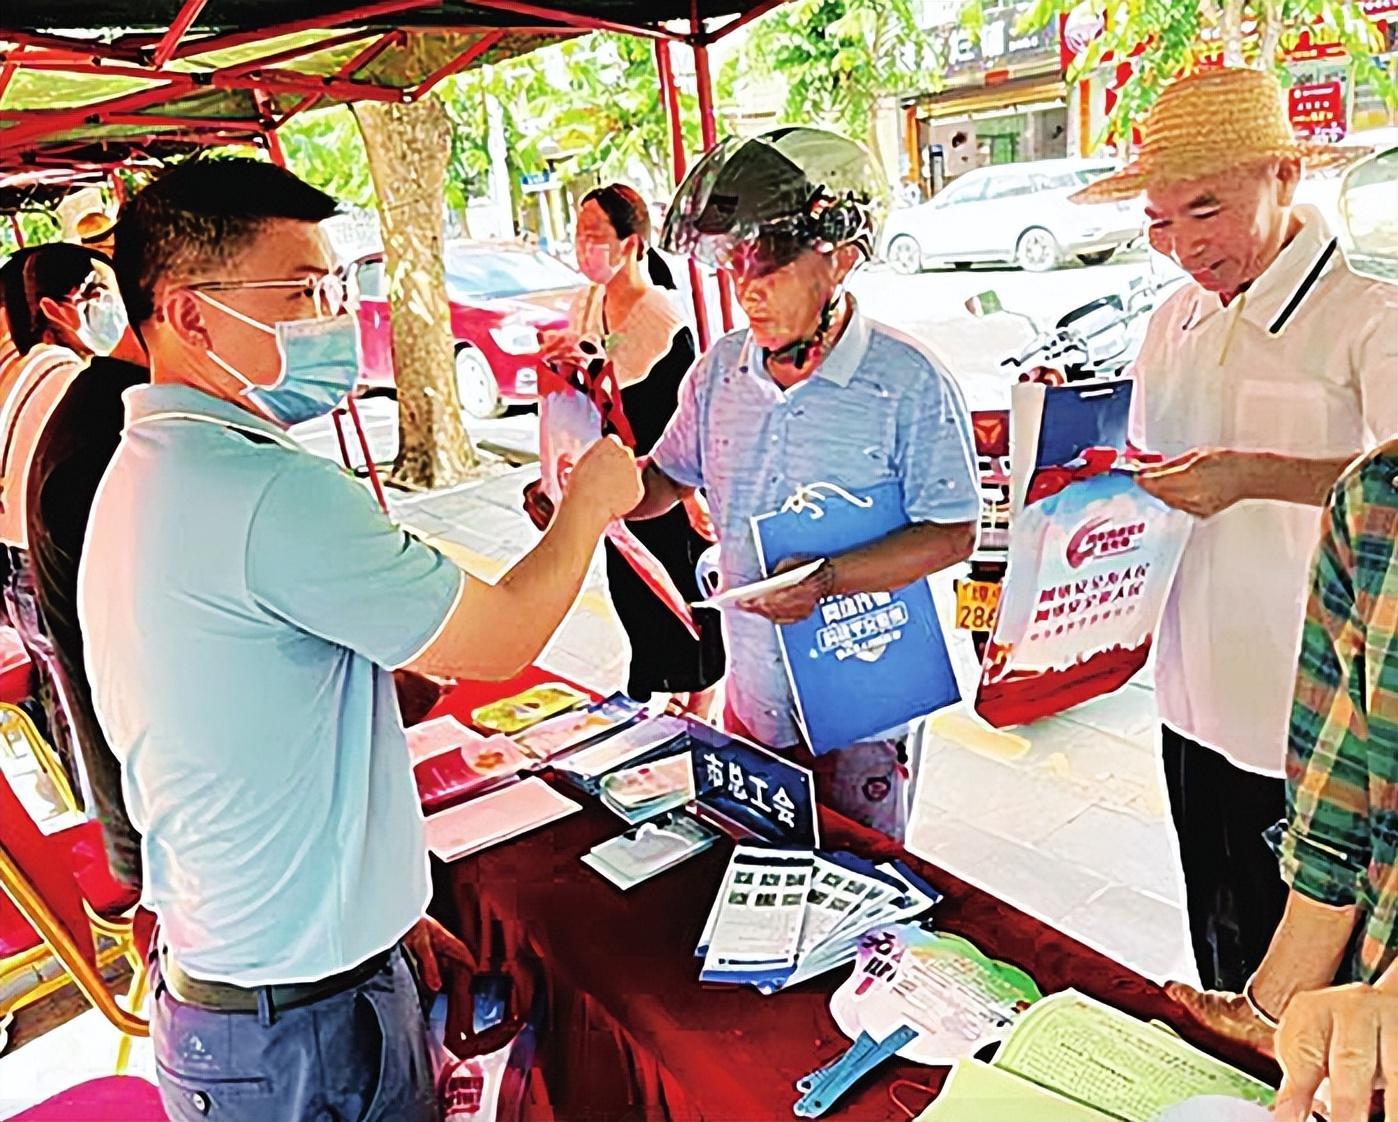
[198,293,361,427]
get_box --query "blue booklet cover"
[1035,380,1132,468]
[751,481,960,754]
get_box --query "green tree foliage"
[720,0,944,168]
[280,106,377,207]
[972,0,1396,143]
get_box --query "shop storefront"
[901,1,1068,199]
[1062,0,1398,153]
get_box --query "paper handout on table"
[988,990,1274,1122]
[916,1060,1114,1122]
[599,752,694,824]
[406,715,488,764]
[424,777,581,862]
[513,694,643,762]
[691,559,825,610]
[582,811,720,890]
[554,714,688,780]
[471,682,589,735]
[696,851,942,994]
[700,846,815,990]
[830,927,1043,1066]
[413,730,532,814]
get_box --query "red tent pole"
[690,8,734,333]
[343,395,389,511]
[655,38,711,352]
[7,215,24,248]
[148,0,211,68]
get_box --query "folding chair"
[0,754,148,1072]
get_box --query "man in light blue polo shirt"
[79,159,641,1122]
[632,128,979,837]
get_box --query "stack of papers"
[582,811,721,890]
[424,777,582,861]
[915,991,1275,1122]
[599,753,695,824]
[554,714,688,781]
[409,716,532,814]
[696,846,941,993]
[513,694,644,762]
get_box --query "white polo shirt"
[1132,206,1398,775]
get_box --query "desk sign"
[686,721,818,849]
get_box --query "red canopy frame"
[1,0,789,493]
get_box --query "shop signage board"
[1290,79,1348,140]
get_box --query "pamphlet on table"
[412,695,647,815]
[582,810,721,890]
[423,777,582,861]
[916,990,1274,1122]
[598,752,694,824]
[696,845,941,993]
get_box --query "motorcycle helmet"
[660,127,887,279]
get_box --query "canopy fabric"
[0,1,781,191]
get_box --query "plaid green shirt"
[1272,441,1398,983]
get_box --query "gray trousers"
[151,947,440,1122]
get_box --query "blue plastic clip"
[792,1024,919,1118]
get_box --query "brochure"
[582,811,721,890]
[554,714,688,780]
[424,777,582,862]
[512,693,644,763]
[699,846,816,990]
[414,732,532,815]
[599,752,695,824]
[691,559,825,610]
[471,683,589,736]
[695,849,942,994]
[986,990,1274,1121]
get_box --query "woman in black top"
[531,184,724,711]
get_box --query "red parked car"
[351,241,587,418]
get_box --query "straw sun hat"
[75,210,116,245]
[1072,67,1353,204]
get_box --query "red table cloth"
[435,772,1278,1122]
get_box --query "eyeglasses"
[185,271,358,318]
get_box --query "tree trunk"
[1222,0,1246,66]
[354,55,477,489]
[1258,0,1283,68]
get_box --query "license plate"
[954,579,1002,632]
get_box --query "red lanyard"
[577,358,636,450]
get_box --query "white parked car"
[879,158,1144,274]
[1293,128,1398,281]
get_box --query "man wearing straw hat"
[1072,67,1397,995]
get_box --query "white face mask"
[75,289,128,356]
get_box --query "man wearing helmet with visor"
[629,127,980,837]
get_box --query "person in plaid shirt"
[1169,439,1398,1053]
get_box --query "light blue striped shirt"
[650,300,979,747]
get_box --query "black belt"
[158,944,394,1015]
